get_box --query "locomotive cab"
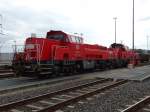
[110,43,126,51]
[46,30,67,42]
[46,30,83,44]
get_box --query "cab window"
[47,34,64,41]
[71,36,76,43]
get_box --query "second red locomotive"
[13,30,139,77]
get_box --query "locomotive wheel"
[76,63,84,73]
[66,66,74,75]
[70,66,75,75]
[53,66,60,76]
[13,63,25,77]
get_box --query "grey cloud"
[0,0,106,52]
[0,2,73,42]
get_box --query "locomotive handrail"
[35,39,41,66]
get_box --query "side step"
[40,67,53,70]
[39,64,53,76]
[40,71,52,75]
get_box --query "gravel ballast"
[63,79,150,112]
[0,65,150,112]
[0,78,97,105]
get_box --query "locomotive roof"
[46,30,67,37]
[46,30,83,44]
[110,43,125,48]
[47,30,83,37]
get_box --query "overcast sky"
[0,0,150,52]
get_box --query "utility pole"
[14,40,17,53]
[132,0,135,50]
[113,17,117,43]
[0,14,2,61]
[147,35,149,53]
[0,14,2,34]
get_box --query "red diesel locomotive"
[13,30,139,77]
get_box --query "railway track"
[0,67,14,78]
[0,75,83,95]
[0,78,127,112]
[121,96,150,112]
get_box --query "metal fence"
[0,43,25,66]
[0,53,14,66]
[0,44,14,66]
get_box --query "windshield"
[47,34,64,41]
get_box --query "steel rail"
[0,68,14,78]
[37,80,127,112]
[0,78,110,111]
[121,96,150,112]
[0,75,81,95]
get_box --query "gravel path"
[64,79,150,112]
[0,78,96,105]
